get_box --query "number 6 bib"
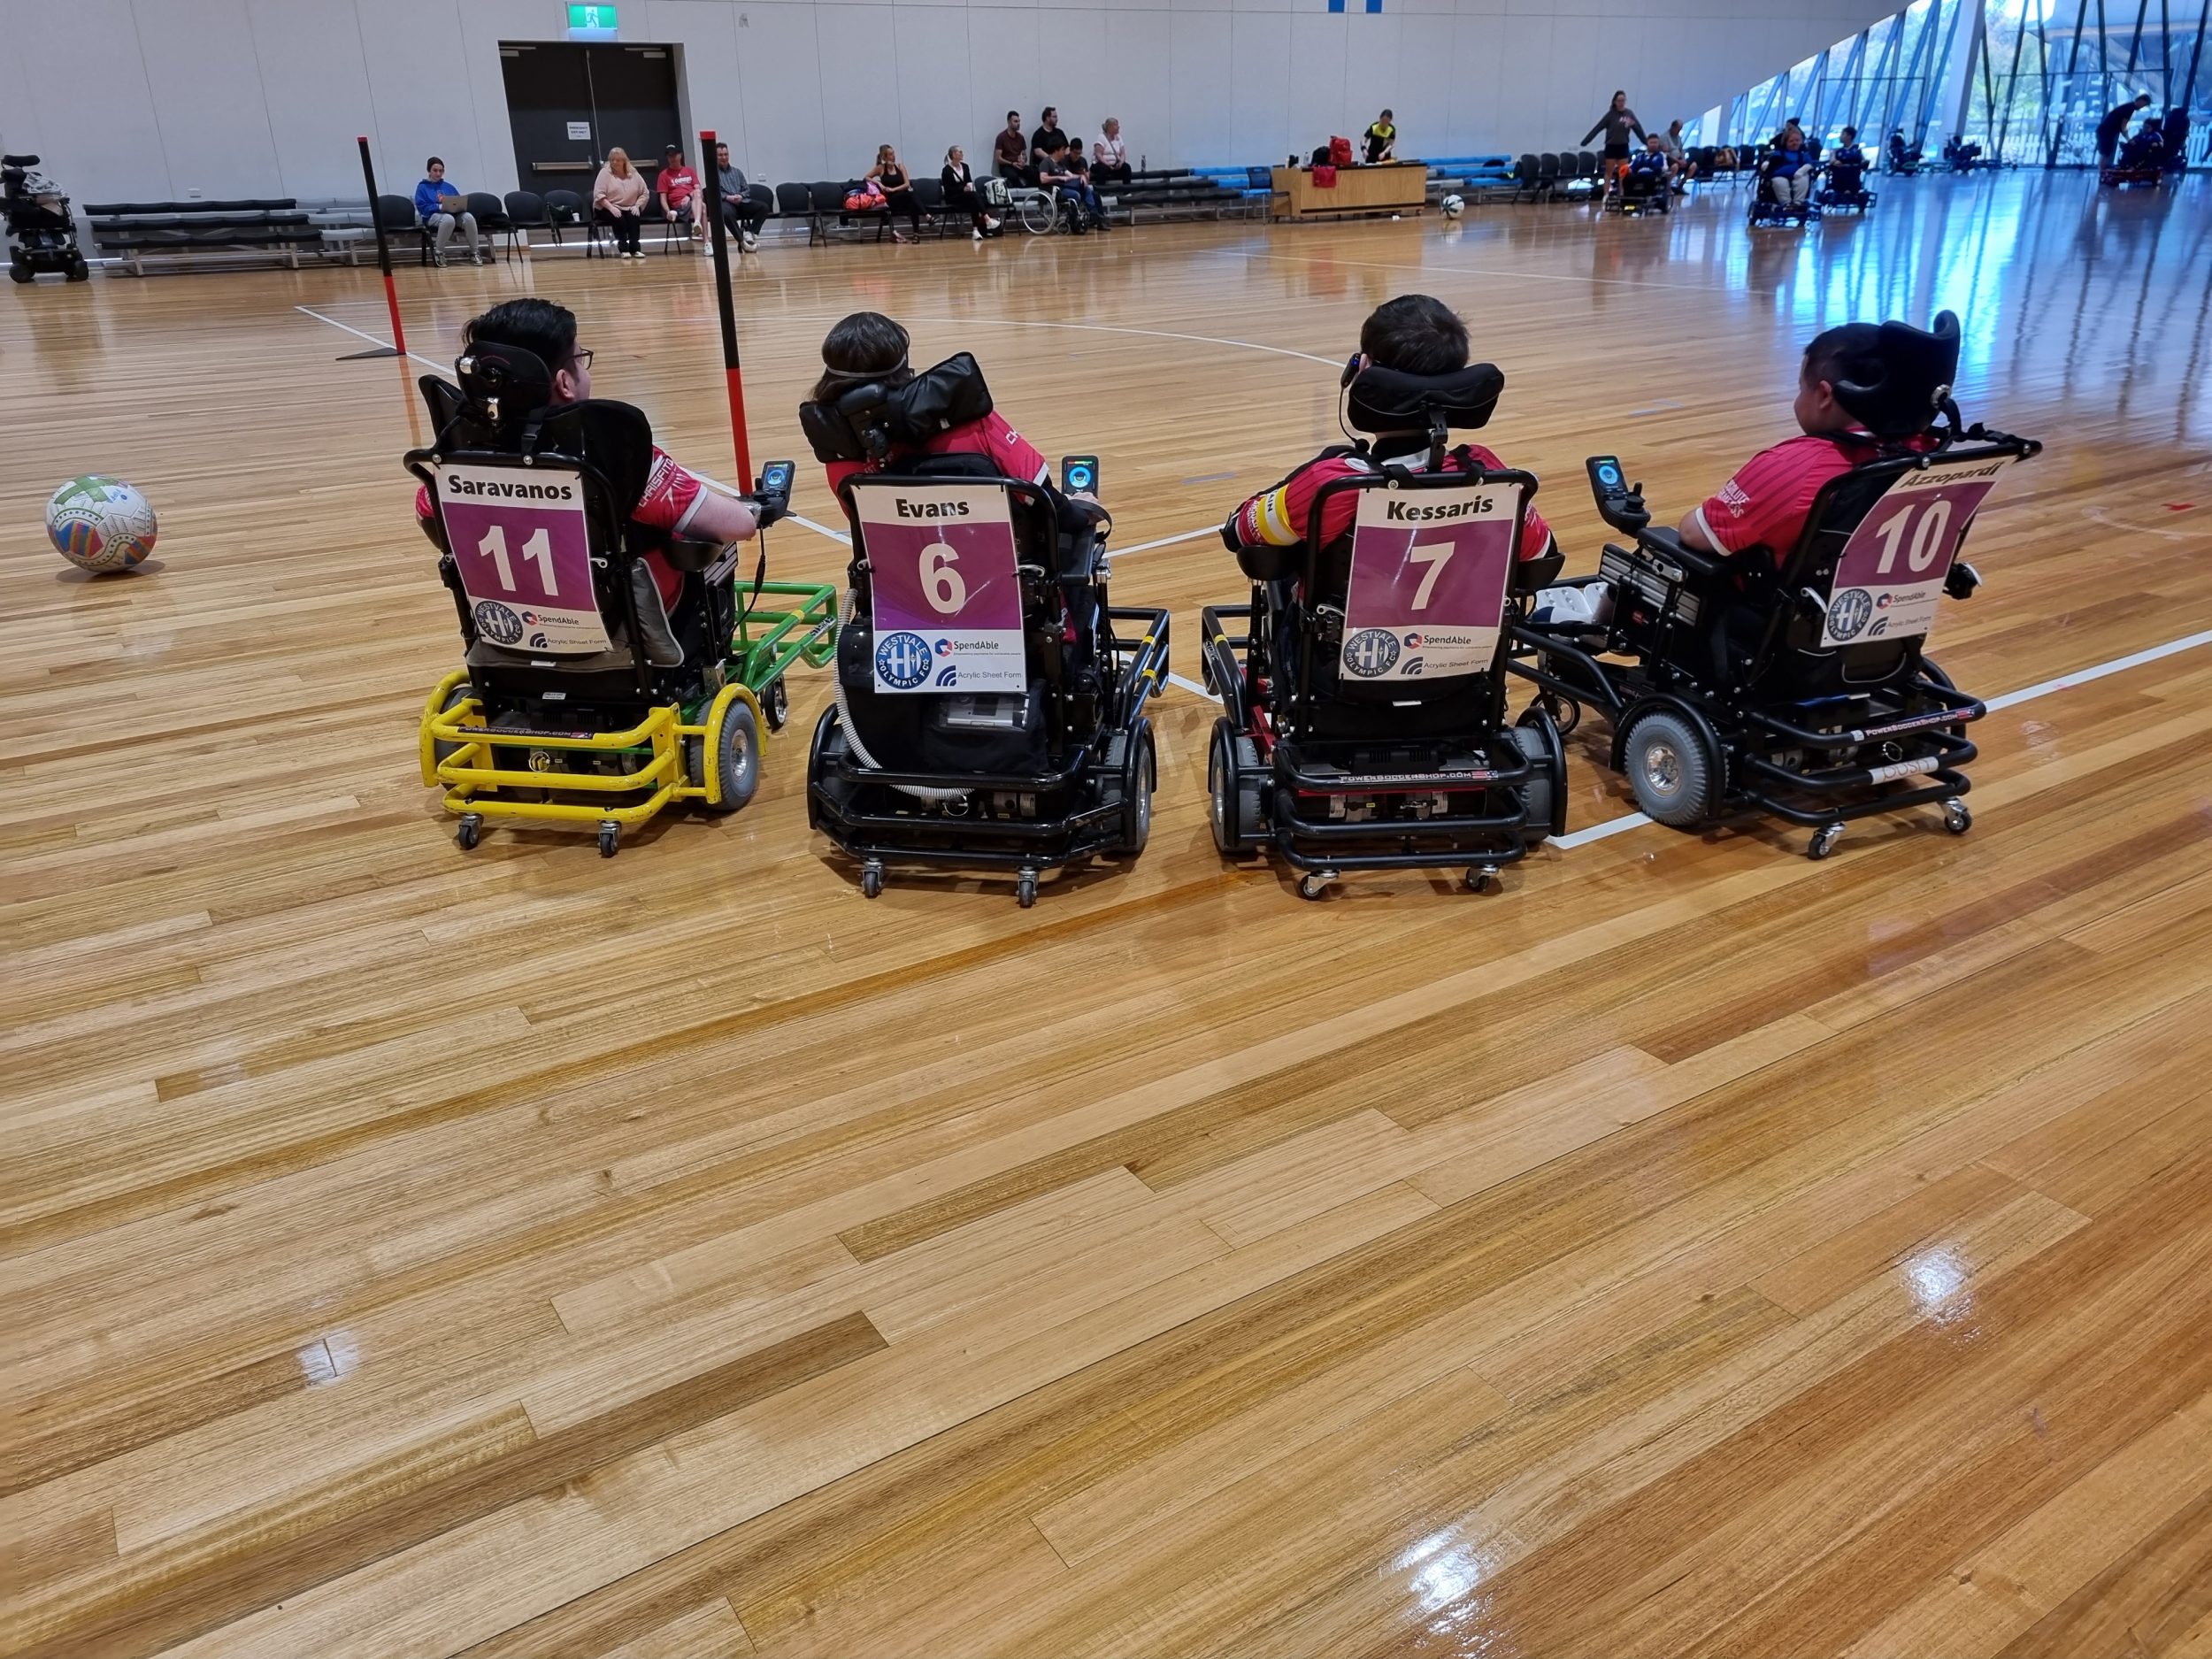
[856,485,1026,694]
[1339,480,1525,682]
[434,462,611,656]
[1823,452,2017,648]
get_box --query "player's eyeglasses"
[568,348,595,373]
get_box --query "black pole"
[342,134,409,361]
[701,127,751,482]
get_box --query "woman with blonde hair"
[866,142,925,242]
[592,146,648,258]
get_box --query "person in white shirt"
[1092,119,1133,185]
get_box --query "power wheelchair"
[1747,153,1821,227]
[799,357,1170,906]
[1816,151,1878,213]
[4,154,88,283]
[1200,364,1570,900]
[404,343,837,856]
[1508,312,2040,860]
[1608,159,1672,217]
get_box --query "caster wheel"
[1943,798,1972,835]
[761,676,790,733]
[1464,865,1498,894]
[1016,869,1040,908]
[1540,691,1580,738]
[1297,872,1333,902]
[65,260,88,282]
[1808,823,1844,860]
[455,813,481,850]
[860,860,885,899]
[598,822,620,858]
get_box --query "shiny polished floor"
[4,171,2211,1659]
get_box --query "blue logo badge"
[876,630,934,688]
[1828,588,1873,640]
[1343,627,1402,678]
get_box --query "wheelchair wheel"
[1018,191,1057,235]
[1512,708,1567,841]
[431,682,476,772]
[1623,707,1719,827]
[687,700,761,815]
[1920,657,1969,741]
[1208,718,1264,856]
[1118,720,1156,856]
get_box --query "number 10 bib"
[856,485,1025,695]
[1340,480,1524,682]
[1823,453,2016,649]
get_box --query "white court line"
[1166,672,1215,700]
[296,304,447,373]
[1118,524,1221,557]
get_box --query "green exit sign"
[566,4,618,36]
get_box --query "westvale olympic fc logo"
[1343,627,1402,678]
[876,631,934,687]
[1826,587,1874,640]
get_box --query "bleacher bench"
[85,198,329,275]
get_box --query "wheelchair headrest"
[1345,363,1506,436]
[1834,311,1962,440]
[799,353,995,464]
[454,341,557,437]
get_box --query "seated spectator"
[994,111,1030,186]
[659,145,702,240]
[1624,132,1669,196]
[1040,143,1102,233]
[413,157,488,268]
[593,147,648,258]
[1764,119,1816,206]
[867,143,925,243]
[1830,126,1868,191]
[1942,134,1984,171]
[941,145,1000,239]
[1031,106,1069,173]
[712,141,766,252]
[1658,119,1696,191]
[2116,119,2165,170]
[1093,119,1133,185]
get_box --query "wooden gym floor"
[4,171,2212,1659]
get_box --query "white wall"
[0,0,1901,204]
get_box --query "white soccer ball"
[1441,193,1464,219]
[46,476,158,572]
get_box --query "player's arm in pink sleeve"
[1682,446,1788,555]
[984,413,1051,487]
[1517,502,1555,561]
[1225,457,1338,551]
[414,482,447,550]
[638,447,758,542]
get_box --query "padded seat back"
[503,190,548,227]
[464,191,506,225]
[543,188,584,224]
[375,193,418,229]
[775,180,812,216]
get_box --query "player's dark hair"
[465,297,580,373]
[426,155,443,170]
[1801,321,1884,392]
[812,311,914,403]
[1360,294,1469,377]
[1007,110,1020,120]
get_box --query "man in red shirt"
[1678,321,1898,564]
[806,311,1054,495]
[414,298,763,615]
[1224,294,1555,565]
[658,145,703,239]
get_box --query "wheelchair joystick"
[1586,456,1650,534]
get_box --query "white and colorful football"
[46,475,158,572]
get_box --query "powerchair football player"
[1201,362,1570,901]
[407,342,836,856]
[1508,312,2040,860]
[799,357,1170,907]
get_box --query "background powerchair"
[1507,311,2041,860]
[800,357,1170,907]
[407,343,836,856]
[1201,364,1571,901]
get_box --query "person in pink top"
[658,144,703,239]
[592,147,649,258]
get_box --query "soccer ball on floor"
[45,476,158,572]
[1440,194,1464,219]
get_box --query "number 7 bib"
[856,486,1025,694]
[1340,480,1523,682]
[1823,453,2016,648]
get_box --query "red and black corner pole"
[342,134,410,361]
[699,128,752,484]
